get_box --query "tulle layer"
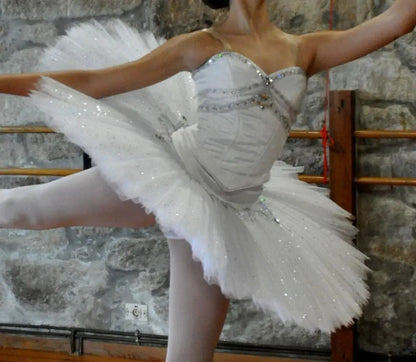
[28,20,370,332]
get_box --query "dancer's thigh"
[166,238,229,362]
[6,167,155,229]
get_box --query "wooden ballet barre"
[2,126,326,138]
[0,168,81,176]
[3,169,416,187]
[296,176,416,186]
[0,169,328,184]
[1,168,326,181]
[298,175,327,183]
[3,127,416,139]
[0,126,54,134]
[5,127,416,139]
[288,130,416,139]
[287,129,416,139]
[355,130,416,138]
[355,177,416,186]
[289,130,322,139]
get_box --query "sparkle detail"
[193,51,305,80]
[237,195,282,225]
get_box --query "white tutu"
[29,19,370,332]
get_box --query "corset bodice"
[172,52,307,208]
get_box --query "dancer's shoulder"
[170,29,227,72]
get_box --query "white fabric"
[29,19,370,332]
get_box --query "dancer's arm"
[0,31,210,99]
[299,0,416,76]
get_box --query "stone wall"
[0,0,414,355]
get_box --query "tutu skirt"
[29,19,370,332]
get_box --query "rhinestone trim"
[192,51,305,80]
[197,81,264,98]
[198,94,268,112]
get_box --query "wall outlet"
[125,303,148,322]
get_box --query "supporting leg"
[0,167,155,229]
[166,238,229,362]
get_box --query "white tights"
[167,238,229,361]
[0,167,229,361]
[0,167,155,229]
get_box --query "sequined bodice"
[172,52,307,207]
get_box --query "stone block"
[0,229,68,259]
[0,47,44,73]
[20,133,83,168]
[0,134,27,167]
[105,237,168,274]
[394,31,416,69]
[0,21,58,61]
[0,0,143,20]
[268,0,329,33]
[0,95,45,127]
[222,299,330,348]
[1,133,82,169]
[358,193,416,250]
[1,258,108,314]
[357,153,394,178]
[331,52,415,103]
[392,151,416,179]
[359,104,416,130]
[358,256,416,354]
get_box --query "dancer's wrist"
[0,73,40,97]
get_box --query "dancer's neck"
[218,0,272,36]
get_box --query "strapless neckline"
[193,51,307,79]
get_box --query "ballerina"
[0,0,415,361]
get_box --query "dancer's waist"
[171,126,262,210]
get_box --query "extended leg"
[166,238,229,362]
[0,167,155,229]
